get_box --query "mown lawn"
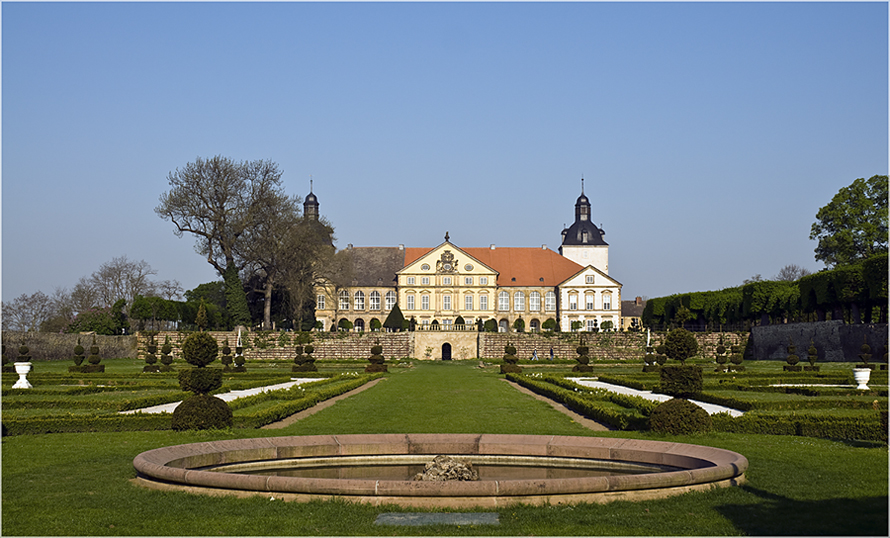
[2,360,887,536]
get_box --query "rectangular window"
[545,292,556,311]
[354,294,365,310]
[514,293,525,311]
[586,275,594,284]
[479,295,488,311]
[465,295,473,311]
[407,295,415,310]
[385,291,396,310]
[465,277,473,285]
[443,295,451,310]
[569,295,578,311]
[587,319,597,332]
[421,295,429,310]
[317,295,325,310]
[498,293,510,311]
[603,297,611,310]
[529,292,540,312]
[586,295,594,310]
[480,277,488,285]
[443,319,452,328]
[370,293,380,310]
[443,277,452,286]
[422,320,429,329]
[407,277,415,285]
[421,277,430,285]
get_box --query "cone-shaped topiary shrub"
[649,398,712,434]
[172,332,231,431]
[500,342,522,374]
[366,340,388,373]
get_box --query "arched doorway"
[442,343,452,360]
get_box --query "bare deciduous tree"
[2,291,53,331]
[774,264,812,282]
[88,256,158,315]
[155,156,287,326]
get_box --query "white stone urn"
[853,367,871,390]
[12,362,33,389]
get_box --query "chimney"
[347,244,353,250]
[490,244,496,250]
[635,296,642,306]
[542,244,547,250]
[398,244,404,250]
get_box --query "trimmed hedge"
[2,373,382,435]
[507,374,650,430]
[711,412,885,441]
[1,413,172,435]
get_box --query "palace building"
[312,182,623,333]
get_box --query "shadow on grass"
[716,485,888,536]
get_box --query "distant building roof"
[621,297,647,317]
[343,247,405,287]
[403,245,584,287]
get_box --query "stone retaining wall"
[134,330,747,362]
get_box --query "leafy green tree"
[223,263,251,326]
[810,175,888,268]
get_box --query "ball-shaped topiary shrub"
[181,332,219,367]
[662,328,698,365]
[366,341,388,373]
[73,339,85,366]
[17,344,31,362]
[500,343,522,374]
[649,398,712,435]
[171,394,233,431]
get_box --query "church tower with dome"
[303,180,319,221]
[559,178,609,274]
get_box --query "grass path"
[275,361,597,437]
[2,361,887,536]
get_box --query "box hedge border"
[2,373,381,436]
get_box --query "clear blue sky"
[3,1,887,304]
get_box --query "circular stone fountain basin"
[132,434,748,508]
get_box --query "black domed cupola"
[561,178,607,247]
[304,179,319,221]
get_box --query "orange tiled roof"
[403,246,583,287]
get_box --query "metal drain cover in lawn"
[374,513,500,526]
